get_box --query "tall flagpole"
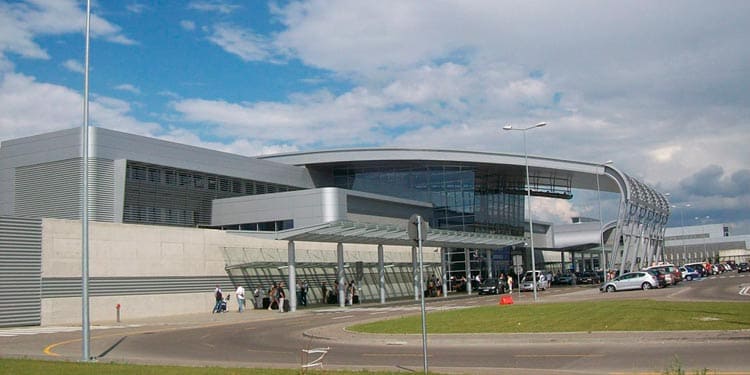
[81,0,91,362]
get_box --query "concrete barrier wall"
[40,219,438,325]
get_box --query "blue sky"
[1,0,749,233]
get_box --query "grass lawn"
[349,299,750,334]
[0,358,411,375]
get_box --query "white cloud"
[0,0,135,64]
[206,24,274,62]
[188,1,240,14]
[180,20,196,31]
[0,72,159,140]
[126,3,148,14]
[114,83,140,94]
[62,59,84,74]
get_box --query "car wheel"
[686,275,693,281]
[606,285,615,293]
[642,282,652,290]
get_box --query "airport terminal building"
[0,127,671,326]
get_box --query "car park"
[477,278,508,295]
[738,262,749,273]
[600,271,659,292]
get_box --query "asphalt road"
[2,272,749,374]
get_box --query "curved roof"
[261,148,668,215]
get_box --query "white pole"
[417,216,428,374]
[81,0,92,362]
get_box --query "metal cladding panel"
[0,216,42,327]
[14,158,115,222]
[41,276,233,298]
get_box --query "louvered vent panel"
[0,217,42,327]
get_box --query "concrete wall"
[40,218,434,325]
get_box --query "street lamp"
[596,160,613,282]
[695,215,710,261]
[502,121,547,301]
[671,203,691,262]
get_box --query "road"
[1,272,749,374]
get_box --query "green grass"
[349,299,750,334]
[0,358,411,375]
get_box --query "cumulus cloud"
[180,20,196,31]
[114,83,141,94]
[188,1,240,14]
[206,24,276,62]
[62,59,84,74]
[0,72,159,140]
[0,0,134,64]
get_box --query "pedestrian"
[276,282,286,313]
[321,282,328,304]
[268,282,277,311]
[301,280,308,306]
[235,285,245,313]
[507,276,513,294]
[212,285,223,313]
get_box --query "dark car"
[477,278,508,295]
[645,269,668,288]
[575,271,601,284]
[553,272,577,285]
[738,263,749,273]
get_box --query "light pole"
[695,215,710,261]
[671,203,691,262]
[596,160,613,282]
[503,122,547,301]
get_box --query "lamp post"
[671,203,691,261]
[503,122,547,301]
[695,215,710,261]
[596,160,613,282]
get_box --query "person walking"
[276,282,286,313]
[268,282,277,311]
[212,285,223,313]
[235,285,245,313]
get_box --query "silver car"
[600,272,658,292]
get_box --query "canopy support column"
[378,244,386,304]
[337,242,345,308]
[287,241,297,312]
[465,248,472,294]
[441,248,448,298]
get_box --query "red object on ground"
[499,295,514,305]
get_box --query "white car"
[600,272,659,292]
[520,270,549,291]
[679,266,700,281]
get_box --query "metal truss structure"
[608,173,671,273]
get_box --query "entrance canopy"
[271,220,523,249]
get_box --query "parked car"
[738,262,749,273]
[575,271,601,284]
[644,264,680,285]
[679,266,700,281]
[553,272,577,285]
[477,278,508,295]
[684,262,708,277]
[520,270,549,291]
[645,269,668,288]
[600,271,659,292]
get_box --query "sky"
[1,0,749,234]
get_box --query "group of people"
[212,282,289,313]
[320,280,358,305]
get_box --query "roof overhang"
[230,220,524,249]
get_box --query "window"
[165,170,176,185]
[207,176,217,190]
[194,174,205,189]
[148,168,160,183]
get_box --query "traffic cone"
[499,295,514,305]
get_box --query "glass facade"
[329,163,525,237]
